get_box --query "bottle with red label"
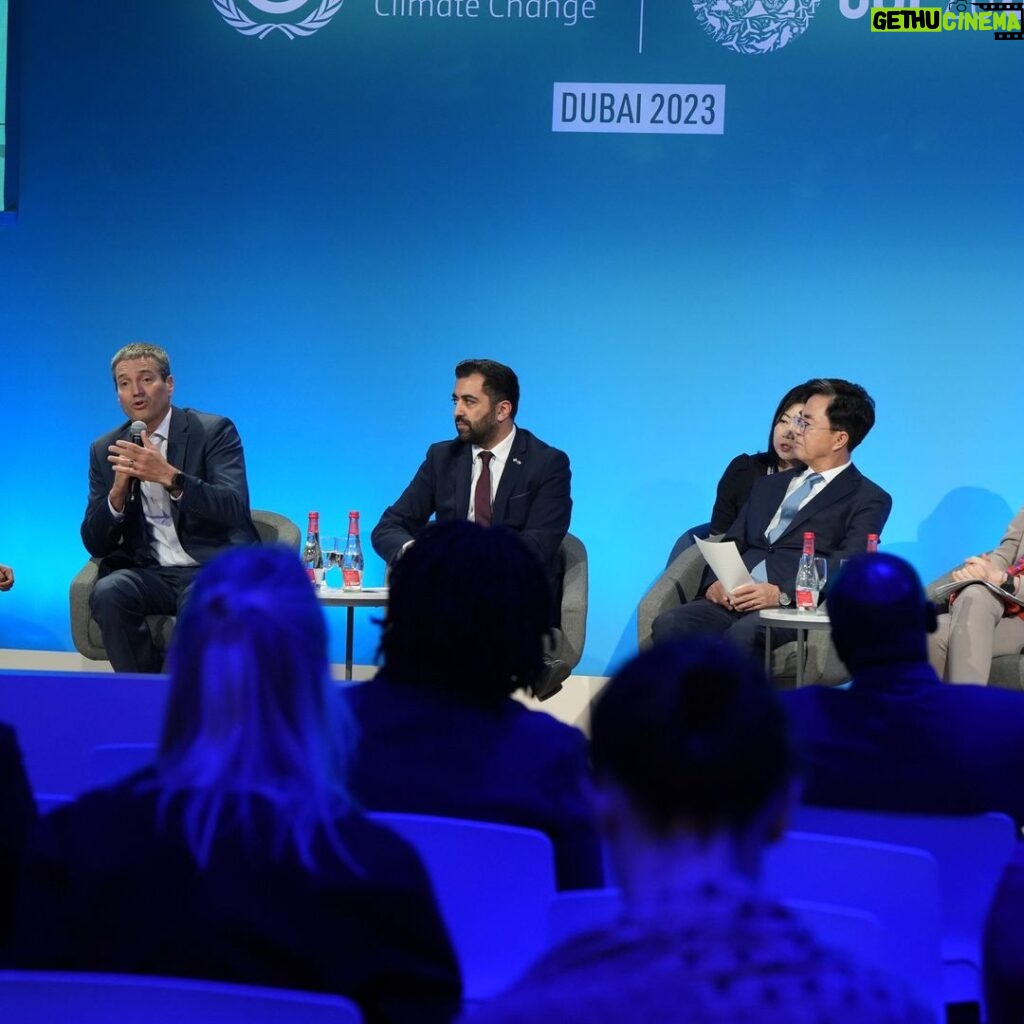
[342,510,364,592]
[794,532,819,611]
[302,511,324,589]
[867,533,879,553]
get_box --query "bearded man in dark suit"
[372,358,572,696]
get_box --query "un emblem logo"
[213,0,344,39]
[691,0,820,52]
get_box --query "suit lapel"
[752,471,796,537]
[164,407,187,465]
[783,465,861,540]
[164,408,188,526]
[454,443,473,520]
[492,430,528,524]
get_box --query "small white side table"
[759,606,831,687]
[318,587,390,680]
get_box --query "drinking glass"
[323,536,343,588]
[812,558,828,609]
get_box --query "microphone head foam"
[130,419,147,439]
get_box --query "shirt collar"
[473,425,516,466]
[150,407,174,444]
[797,459,851,486]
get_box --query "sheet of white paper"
[693,536,754,592]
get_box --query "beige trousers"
[928,585,1024,684]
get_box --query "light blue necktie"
[750,473,824,582]
[767,472,824,544]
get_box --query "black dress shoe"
[531,657,571,701]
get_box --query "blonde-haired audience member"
[10,546,461,1024]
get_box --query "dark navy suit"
[81,406,260,671]
[652,464,892,651]
[371,427,571,599]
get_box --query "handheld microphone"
[128,420,146,502]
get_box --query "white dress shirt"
[108,408,197,568]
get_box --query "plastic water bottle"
[867,533,879,553]
[794,532,819,612]
[342,510,364,592]
[302,511,324,589]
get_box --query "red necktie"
[474,452,493,527]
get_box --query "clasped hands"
[705,579,782,612]
[951,553,1005,586]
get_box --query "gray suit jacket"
[80,406,260,572]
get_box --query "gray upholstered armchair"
[69,509,302,663]
[550,533,588,672]
[637,534,849,687]
[926,570,1024,689]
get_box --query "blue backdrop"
[0,0,1020,673]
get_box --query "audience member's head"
[160,545,355,866]
[591,636,794,862]
[828,552,937,672]
[379,519,550,707]
[803,378,876,451]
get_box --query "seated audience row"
[5,530,1024,1021]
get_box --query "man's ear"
[831,429,850,453]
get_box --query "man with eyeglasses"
[652,378,892,659]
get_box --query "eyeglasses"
[792,413,838,433]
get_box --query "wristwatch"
[166,472,186,498]
[778,590,792,607]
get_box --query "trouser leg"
[90,566,196,673]
[652,599,736,643]
[990,617,1024,672]
[945,586,1009,684]
[652,600,794,660]
[927,612,951,678]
